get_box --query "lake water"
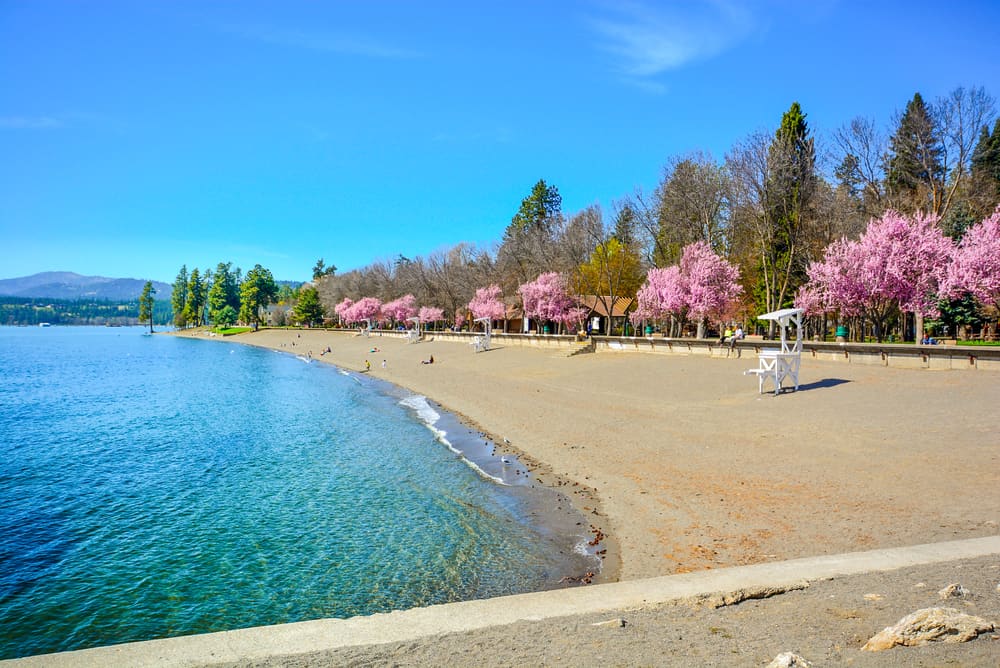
[0,327,596,659]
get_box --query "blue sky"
[2,0,999,284]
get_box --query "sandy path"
[189,328,999,584]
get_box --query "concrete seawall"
[9,536,999,667]
[423,329,1000,371]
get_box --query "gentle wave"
[399,395,508,486]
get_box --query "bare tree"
[653,151,730,264]
[935,86,997,218]
[833,116,887,219]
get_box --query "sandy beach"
[170,328,1000,664]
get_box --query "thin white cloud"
[588,1,757,80]
[228,24,421,59]
[0,115,64,129]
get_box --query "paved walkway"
[8,535,999,667]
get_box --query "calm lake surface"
[0,327,592,659]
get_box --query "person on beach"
[365,359,371,372]
[421,355,434,365]
[381,359,386,369]
[730,325,743,350]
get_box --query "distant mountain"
[0,272,173,301]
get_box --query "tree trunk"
[914,312,924,344]
[696,319,705,339]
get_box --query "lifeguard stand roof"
[757,308,804,323]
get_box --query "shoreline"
[175,328,618,584]
[177,327,999,583]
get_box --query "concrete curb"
[8,535,999,667]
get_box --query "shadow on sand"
[796,378,851,392]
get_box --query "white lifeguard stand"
[471,317,492,353]
[745,308,803,395]
[359,319,372,337]
[405,317,421,343]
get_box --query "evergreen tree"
[208,262,241,325]
[312,258,337,281]
[885,92,945,214]
[239,264,278,326]
[171,265,188,328]
[507,179,562,236]
[138,281,156,333]
[612,202,639,246]
[293,286,325,326]
[970,118,1000,217]
[760,101,816,331]
[184,268,206,326]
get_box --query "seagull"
[501,457,513,465]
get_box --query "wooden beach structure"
[746,308,804,395]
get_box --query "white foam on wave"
[295,355,311,364]
[399,395,508,486]
[573,538,604,571]
[338,369,350,376]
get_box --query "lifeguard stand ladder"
[745,308,803,395]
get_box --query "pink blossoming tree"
[343,297,382,326]
[518,272,575,333]
[561,306,590,333]
[334,298,354,325]
[631,266,687,334]
[797,210,953,341]
[680,241,742,336]
[468,285,506,326]
[941,207,1000,310]
[418,306,445,329]
[381,294,417,325]
[631,242,741,337]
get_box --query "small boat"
[38,322,51,327]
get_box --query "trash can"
[645,325,653,335]
[542,325,551,334]
[835,325,848,342]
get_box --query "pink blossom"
[518,272,575,327]
[631,266,685,324]
[797,210,954,339]
[417,306,445,323]
[942,207,1000,309]
[631,242,741,326]
[468,285,506,321]
[680,241,742,322]
[342,296,382,325]
[334,298,354,322]
[381,294,417,324]
[561,306,589,331]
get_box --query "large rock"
[861,607,995,651]
[766,651,812,667]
